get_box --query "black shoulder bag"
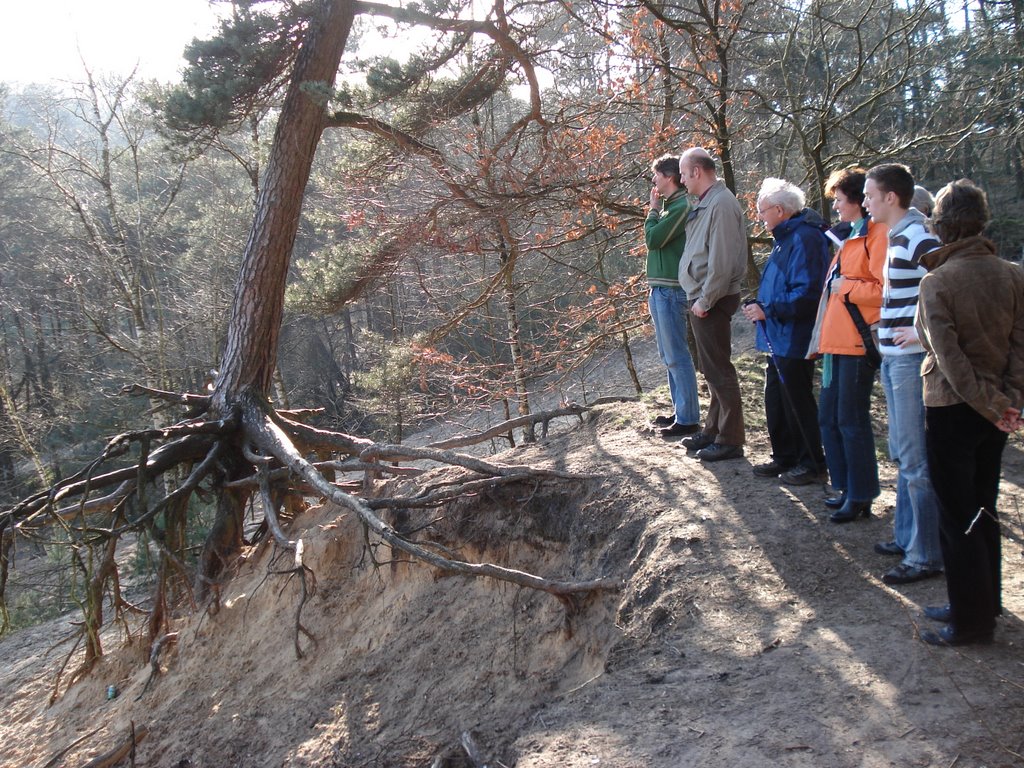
[843,297,882,369]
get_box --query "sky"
[0,0,224,87]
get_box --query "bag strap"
[843,296,881,367]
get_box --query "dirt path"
[509,400,1024,767]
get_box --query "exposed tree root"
[137,632,179,700]
[424,405,589,449]
[1,385,621,684]
[48,629,84,706]
[242,394,620,599]
[256,462,319,658]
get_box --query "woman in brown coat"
[915,179,1024,646]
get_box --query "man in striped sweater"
[864,164,944,585]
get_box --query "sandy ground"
[2,337,1023,768]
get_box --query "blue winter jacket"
[755,208,831,358]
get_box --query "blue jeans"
[881,354,943,570]
[818,354,879,502]
[649,286,700,425]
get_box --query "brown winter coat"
[916,236,1024,423]
[811,218,888,356]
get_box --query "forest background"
[1,0,1023,634]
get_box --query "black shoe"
[661,422,701,438]
[696,443,744,462]
[824,491,847,510]
[923,604,952,623]
[829,499,871,523]
[881,563,942,585]
[873,540,904,556]
[681,432,716,451]
[781,466,827,486]
[653,414,675,427]
[920,624,993,647]
[752,460,791,477]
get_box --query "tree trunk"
[498,240,534,443]
[200,0,356,593]
[212,0,356,412]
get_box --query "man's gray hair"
[757,178,805,215]
[912,185,935,217]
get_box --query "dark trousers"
[818,354,880,502]
[926,403,1007,632]
[764,355,825,471]
[691,293,744,445]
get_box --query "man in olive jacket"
[677,147,748,461]
[645,154,701,438]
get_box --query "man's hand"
[649,187,661,210]
[691,299,709,318]
[893,327,919,348]
[741,302,765,323]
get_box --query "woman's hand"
[995,406,1021,434]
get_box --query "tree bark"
[198,0,356,593]
[212,0,356,412]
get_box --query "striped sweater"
[879,207,940,357]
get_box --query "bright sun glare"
[0,0,223,86]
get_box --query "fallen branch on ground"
[80,723,149,768]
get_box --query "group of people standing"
[644,148,1024,648]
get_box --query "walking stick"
[746,301,821,469]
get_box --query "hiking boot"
[882,563,942,585]
[696,443,744,462]
[752,460,790,477]
[681,432,715,452]
[781,466,827,486]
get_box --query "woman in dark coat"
[915,179,1024,646]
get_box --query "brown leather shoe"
[781,466,827,486]
[753,460,791,477]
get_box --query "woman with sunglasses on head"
[807,167,886,523]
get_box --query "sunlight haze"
[0,0,223,86]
